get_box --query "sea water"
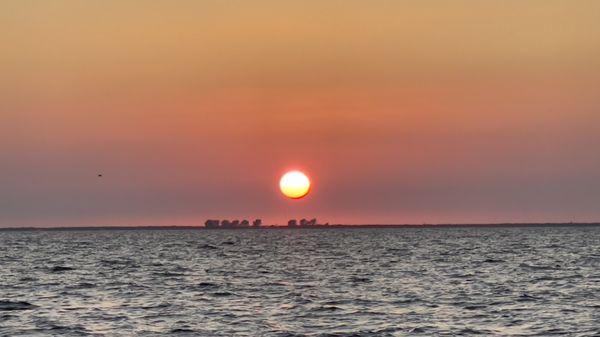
[1,227,599,336]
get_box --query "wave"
[0,300,37,311]
[49,266,75,273]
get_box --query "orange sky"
[2,1,600,226]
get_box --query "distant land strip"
[1,223,599,231]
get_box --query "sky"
[1,1,600,227]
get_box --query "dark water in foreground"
[1,227,599,336]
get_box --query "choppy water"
[1,227,599,336]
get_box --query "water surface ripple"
[1,227,599,336]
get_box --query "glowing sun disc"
[279,170,311,199]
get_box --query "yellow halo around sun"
[279,170,311,199]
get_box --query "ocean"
[1,226,599,336]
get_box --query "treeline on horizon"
[204,218,328,228]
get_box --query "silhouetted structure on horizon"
[300,218,317,226]
[205,219,220,228]
[204,219,262,229]
[287,218,328,227]
[204,218,329,228]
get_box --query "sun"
[279,170,311,199]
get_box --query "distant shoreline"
[1,223,599,231]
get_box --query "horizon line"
[1,222,599,231]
